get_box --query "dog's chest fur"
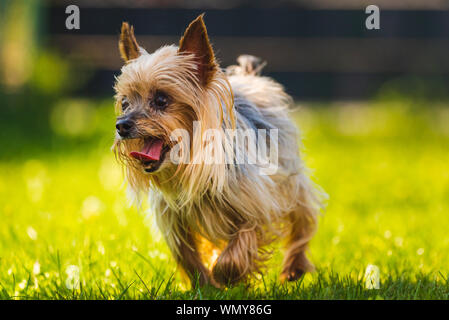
[151,77,300,246]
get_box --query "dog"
[113,14,324,287]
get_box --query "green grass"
[1,99,449,299]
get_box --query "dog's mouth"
[129,137,170,173]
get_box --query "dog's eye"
[121,98,129,111]
[152,91,168,110]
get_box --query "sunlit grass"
[1,100,449,299]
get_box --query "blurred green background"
[1,0,449,299]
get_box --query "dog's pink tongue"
[130,139,164,161]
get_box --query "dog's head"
[113,15,234,195]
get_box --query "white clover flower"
[18,279,27,290]
[26,226,38,240]
[65,265,80,290]
[33,261,41,275]
[365,264,380,289]
[66,265,79,277]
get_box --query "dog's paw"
[280,268,305,283]
[212,256,244,286]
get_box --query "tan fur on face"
[114,45,234,201]
[113,15,325,287]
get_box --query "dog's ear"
[179,14,218,86]
[119,22,141,62]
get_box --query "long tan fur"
[113,15,325,287]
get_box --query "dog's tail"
[226,55,267,76]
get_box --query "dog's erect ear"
[119,22,141,62]
[179,14,218,86]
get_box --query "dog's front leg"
[156,208,213,287]
[212,224,259,286]
[168,229,213,288]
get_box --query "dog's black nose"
[116,119,133,137]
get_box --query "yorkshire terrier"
[113,14,324,287]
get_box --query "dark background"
[45,1,449,100]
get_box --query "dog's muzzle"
[116,118,134,138]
